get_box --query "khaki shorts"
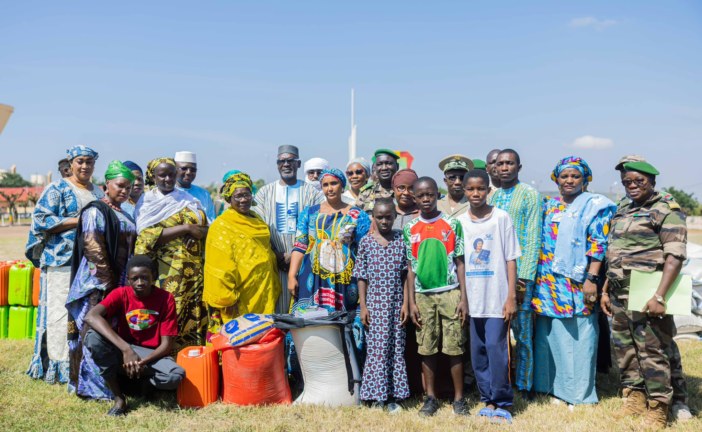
[415,288,466,356]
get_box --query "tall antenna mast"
[348,89,357,161]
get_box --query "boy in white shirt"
[457,169,520,424]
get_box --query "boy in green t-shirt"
[405,177,468,416]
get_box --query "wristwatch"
[585,273,601,284]
[654,294,666,306]
[587,294,597,303]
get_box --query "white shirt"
[457,208,521,318]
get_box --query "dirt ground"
[0,225,29,261]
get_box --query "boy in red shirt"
[84,255,184,416]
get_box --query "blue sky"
[2,1,701,197]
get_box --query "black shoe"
[453,398,470,416]
[419,396,440,417]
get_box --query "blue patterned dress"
[65,205,136,399]
[353,231,409,402]
[25,179,103,384]
[531,195,615,404]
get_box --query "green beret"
[622,161,659,176]
[472,159,487,170]
[373,148,400,161]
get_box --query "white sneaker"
[672,402,693,421]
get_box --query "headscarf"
[66,145,99,161]
[320,168,347,189]
[122,160,143,173]
[222,169,241,183]
[346,157,371,176]
[104,160,136,182]
[550,156,593,186]
[220,172,257,202]
[392,168,419,188]
[145,157,176,187]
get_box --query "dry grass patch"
[1,339,701,431]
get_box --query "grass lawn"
[1,338,701,431]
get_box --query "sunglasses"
[622,179,649,188]
[276,158,299,166]
[346,169,366,176]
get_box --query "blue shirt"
[177,184,216,223]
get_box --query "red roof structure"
[0,186,44,203]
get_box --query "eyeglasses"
[446,174,465,182]
[622,179,649,188]
[394,185,412,193]
[346,169,366,176]
[276,158,299,166]
[231,192,253,201]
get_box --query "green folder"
[627,270,692,316]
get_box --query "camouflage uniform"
[606,192,687,405]
[355,182,394,213]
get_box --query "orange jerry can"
[176,346,220,408]
[32,268,41,307]
[221,328,291,406]
[0,262,11,306]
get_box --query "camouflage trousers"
[610,297,674,404]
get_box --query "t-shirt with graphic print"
[403,212,464,293]
[99,285,178,349]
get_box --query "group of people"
[23,144,690,428]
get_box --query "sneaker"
[419,396,440,417]
[386,402,403,414]
[453,398,470,416]
[671,402,693,422]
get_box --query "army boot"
[644,400,669,430]
[615,388,647,418]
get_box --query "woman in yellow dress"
[203,172,281,341]
[134,157,208,350]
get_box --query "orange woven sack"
[221,328,291,406]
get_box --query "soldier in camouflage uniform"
[610,156,691,422]
[602,159,688,429]
[356,149,399,213]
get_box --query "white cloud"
[571,135,614,149]
[569,17,618,30]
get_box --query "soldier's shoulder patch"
[360,182,375,193]
[660,193,681,210]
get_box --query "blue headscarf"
[551,156,593,186]
[66,145,99,161]
[122,160,143,173]
[320,168,347,189]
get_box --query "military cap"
[615,154,646,171]
[373,148,400,160]
[472,159,487,170]
[439,154,474,173]
[622,161,660,176]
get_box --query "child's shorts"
[415,288,465,356]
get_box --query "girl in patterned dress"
[354,198,409,412]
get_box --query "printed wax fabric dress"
[65,201,136,398]
[531,195,614,404]
[292,204,371,311]
[135,199,208,351]
[25,178,104,384]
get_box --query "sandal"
[107,405,128,417]
[478,407,495,418]
[490,408,513,424]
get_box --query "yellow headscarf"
[220,172,256,202]
[145,157,176,188]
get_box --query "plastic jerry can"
[0,262,11,306]
[176,346,220,408]
[8,306,33,339]
[9,262,34,306]
[0,306,8,338]
[32,268,41,307]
